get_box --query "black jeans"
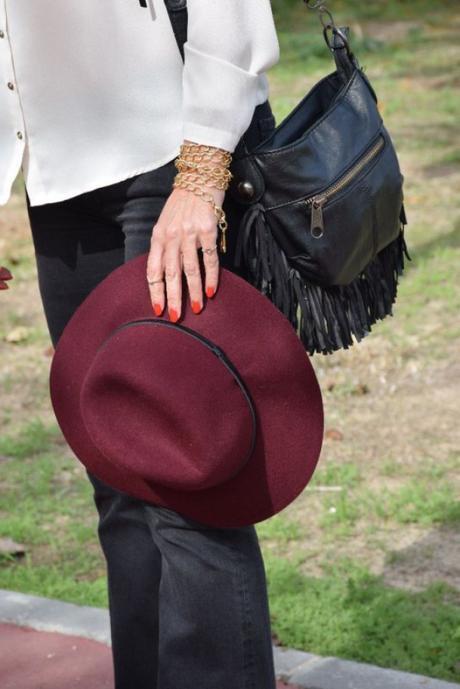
[25,104,278,689]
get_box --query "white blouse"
[0,0,279,207]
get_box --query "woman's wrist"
[176,140,232,189]
[173,140,233,253]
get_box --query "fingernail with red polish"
[0,267,12,280]
[153,303,162,316]
[0,281,9,290]
[206,286,215,298]
[191,301,202,314]
[169,308,179,323]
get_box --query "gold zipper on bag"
[305,135,385,238]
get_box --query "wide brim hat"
[49,253,324,528]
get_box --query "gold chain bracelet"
[173,175,228,253]
[175,160,233,189]
[173,143,233,254]
[179,143,232,167]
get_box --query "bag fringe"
[234,203,412,356]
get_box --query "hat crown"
[80,320,257,491]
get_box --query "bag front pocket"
[304,134,385,240]
[266,131,403,286]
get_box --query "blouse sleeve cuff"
[181,43,269,153]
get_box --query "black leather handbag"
[160,0,412,356]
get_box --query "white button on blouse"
[0,0,279,207]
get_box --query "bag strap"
[304,1,359,77]
[304,1,377,101]
[165,0,188,61]
[138,1,187,60]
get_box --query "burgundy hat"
[49,253,324,528]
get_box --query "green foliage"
[256,514,301,542]
[271,0,460,27]
[266,554,460,682]
[0,562,107,608]
[0,434,105,604]
[310,461,363,488]
[370,480,460,526]
[0,418,60,459]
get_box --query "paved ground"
[0,624,113,689]
[0,590,458,689]
[0,623,299,689]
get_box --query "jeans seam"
[230,539,258,689]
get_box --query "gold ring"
[200,244,218,255]
[147,277,164,285]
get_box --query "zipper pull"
[309,195,327,238]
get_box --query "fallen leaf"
[352,383,370,395]
[325,428,344,441]
[5,326,31,343]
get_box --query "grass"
[309,461,363,488]
[370,480,460,526]
[0,420,107,606]
[0,418,60,459]
[1,1,459,683]
[266,555,460,682]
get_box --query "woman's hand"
[146,185,225,321]
[0,266,13,291]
